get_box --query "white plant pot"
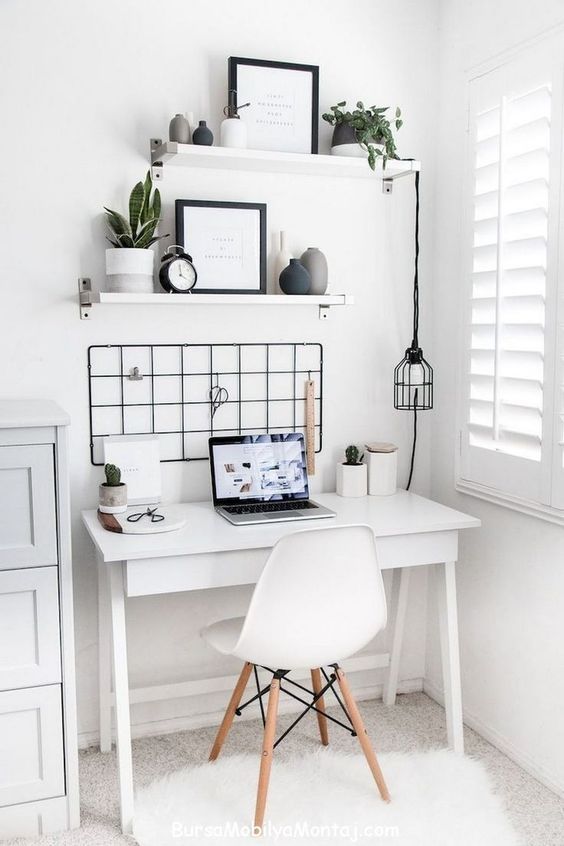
[106,248,154,293]
[99,482,128,514]
[330,142,385,158]
[336,463,367,497]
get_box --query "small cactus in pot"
[99,463,128,514]
[337,444,367,497]
[344,445,364,466]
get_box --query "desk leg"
[109,562,134,833]
[383,567,411,706]
[97,558,112,753]
[436,561,464,754]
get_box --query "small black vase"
[193,120,214,146]
[279,259,311,295]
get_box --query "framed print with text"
[175,200,266,294]
[228,57,319,154]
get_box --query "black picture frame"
[175,200,267,295]
[228,56,319,155]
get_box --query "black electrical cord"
[406,400,417,491]
[405,166,421,491]
[412,170,420,349]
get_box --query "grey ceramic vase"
[169,113,190,143]
[300,247,328,295]
[279,259,311,295]
[192,120,214,146]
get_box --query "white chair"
[201,523,390,832]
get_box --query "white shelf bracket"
[382,179,393,195]
[78,278,93,320]
[319,305,330,320]
[150,138,164,181]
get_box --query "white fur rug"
[133,749,518,845]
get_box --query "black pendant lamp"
[393,171,433,411]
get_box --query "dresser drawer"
[0,685,65,807]
[0,444,57,570]
[0,795,68,838]
[0,567,61,691]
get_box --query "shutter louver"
[468,84,551,463]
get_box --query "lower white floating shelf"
[79,286,354,320]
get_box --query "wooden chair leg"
[254,676,281,833]
[311,669,329,746]
[335,666,390,802]
[209,662,253,762]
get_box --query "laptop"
[209,433,336,525]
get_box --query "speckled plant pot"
[99,482,128,514]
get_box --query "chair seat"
[202,616,245,656]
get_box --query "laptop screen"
[209,433,309,505]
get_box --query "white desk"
[82,491,479,834]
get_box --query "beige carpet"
[6,693,564,846]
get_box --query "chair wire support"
[234,665,356,748]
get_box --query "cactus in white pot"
[336,445,367,497]
[99,463,128,514]
[104,171,169,293]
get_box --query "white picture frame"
[103,435,161,505]
[228,57,319,154]
[175,200,267,294]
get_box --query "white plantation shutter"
[459,39,564,510]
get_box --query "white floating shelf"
[96,292,352,306]
[78,282,353,320]
[150,140,420,183]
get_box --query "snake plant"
[104,171,168,248]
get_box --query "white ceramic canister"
[365,442,398,495]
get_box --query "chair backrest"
[232,524,387,669]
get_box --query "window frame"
[455,29,564,525]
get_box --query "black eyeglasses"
[126,507,165,524]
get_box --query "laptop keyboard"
[224,501,318,515]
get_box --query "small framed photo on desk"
[103,435,161,505]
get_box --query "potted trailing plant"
[99,463,127,514]
[336,445,367,497]
[322,101,403,170]
[104,171,168,293]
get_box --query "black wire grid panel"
[88,343,323,466]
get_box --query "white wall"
[0,0,440,742]
[428,0,564,794]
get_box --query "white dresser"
[0,401,79,838]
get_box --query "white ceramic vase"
[336,463,367,497]
[274,231,293,293]
[106,248,154,293]
[220,117,247,148]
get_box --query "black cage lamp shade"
[393,170,433,411]
[394,345,433,410]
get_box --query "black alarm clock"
[159,245,197,293]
